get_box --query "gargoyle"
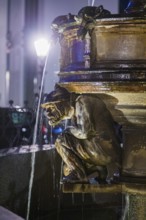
[42,84,122,183]
[75,6,111,39]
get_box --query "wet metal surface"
[62,182,146,195]
[62,183,122,194]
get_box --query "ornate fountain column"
[50,4,146,219]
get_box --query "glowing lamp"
[34,38,50,57]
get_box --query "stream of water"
[88,0,95,6]
[26,52,49,220]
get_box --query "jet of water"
[92,0,95,6]
[88,0,96,6]
[26,51,50,220]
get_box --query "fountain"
[0,1,146,219]
[42,1,146,219]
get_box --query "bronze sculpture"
[42,3,146,218]
[42,84,122,183]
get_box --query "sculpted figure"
[51,6,111,42]
[75,6,111,39]
[42,84,122,183]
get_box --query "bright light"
[34,38,50,57]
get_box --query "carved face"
[42,101,74,126]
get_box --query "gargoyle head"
[41,84,74,126]
[75,6,111,39]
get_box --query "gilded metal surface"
[62,183,122,193]
[56,15,146,71]
[54,12,146,70]
[89,17,146,69]
[59,81,146,93]
[62,182,146,195]
[122,183,146,195]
